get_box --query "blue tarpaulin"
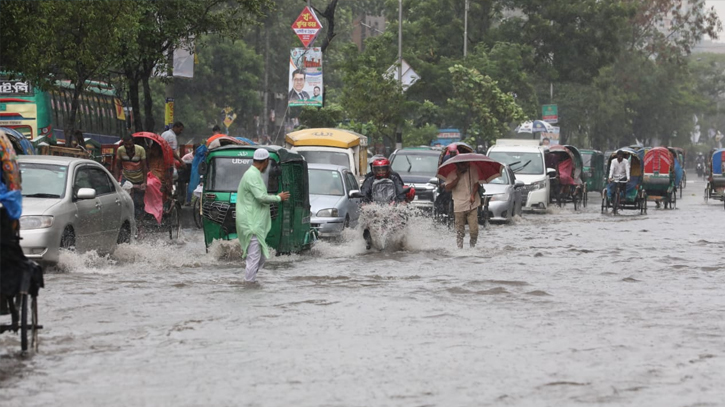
[187,144,208,202]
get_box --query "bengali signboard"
[0,80,31,95]
[542,104,558,123]
[291,6,322,48]
[288,48,323,107]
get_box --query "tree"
[0,0,138,144]
[118,0,271,132]
[446,64,527,144]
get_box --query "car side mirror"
[77,188,96,200]
[515,180,525,188]
[199,161,208,176]
[428,177,439,185]
[546,168,557,176]
[349,190,363,199]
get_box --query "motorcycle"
[360,178,414,250]
[696,162,704,178]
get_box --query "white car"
[18,156,136,265]
[308,164,362,237]
[487,140,551,211]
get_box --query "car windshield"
[209,157,268,192]
[308,169,344,196]
[299,151,350,170]
[19,162,68,198]
[391,153,439,174]
[488,169,510,184]
[488,151,544,175]
[582,154,592,167]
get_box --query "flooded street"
[1,179,724,406]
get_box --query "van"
[487,139,551,210]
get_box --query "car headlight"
[489,193,510,202]
[316,208,339,217]
[530,180,547,190]
[20,215,54,230]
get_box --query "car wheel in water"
[117,222,131,245]
[60,227,75,251]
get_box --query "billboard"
[288,48,323,107]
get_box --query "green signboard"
[542,104,558,123]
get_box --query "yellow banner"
[114,98,126,121]
[165,98,174,126]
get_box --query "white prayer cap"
[253,149,270,160]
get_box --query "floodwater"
[1,179,724,406]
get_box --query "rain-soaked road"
[1,179,724,406]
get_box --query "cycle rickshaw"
[131,132,181,239]
[601,148,647,215]
[547,145,587,210]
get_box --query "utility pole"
[396,0,403,151]
[262,16,270,140]
[463,0,469,58]
[165,48,174,131]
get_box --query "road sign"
[384,59,420,92]
[291,6,323,48]
[542,104,558,123]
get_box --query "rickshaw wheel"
[168,203,181,240]
[583,185,588,207]
[193,199,202,229]
[19,294,28,352]
[671,190,677,210]
[31,295,39,352]
[704,186,709,203]
[679,183,683,199]
[644,193,648,214]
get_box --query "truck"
[285,128,368,179]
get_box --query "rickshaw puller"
[607,150,630,199]
[235,149,290,283]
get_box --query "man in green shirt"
[235,149,290,283]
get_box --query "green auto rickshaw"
[580,149,605,193]
[199,145,316,254]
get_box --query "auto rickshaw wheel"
[583,185,588,208]
[671,190,677,210]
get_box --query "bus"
[0,75,127,145]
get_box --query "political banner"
[288,48,323,107]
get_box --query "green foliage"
[403,123,438,147]
[298,104,345,129]
[447,64,527,144]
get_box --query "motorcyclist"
[360,158,408,249]
[696,152,705,177]
[360,158,407,204]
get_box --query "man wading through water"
[236,149,290,284]
[445,161,480,248]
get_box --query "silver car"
[18,156,136,265]
[483,164,524,223]
[308,164,362,237]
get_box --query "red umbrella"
[437,153,504,183]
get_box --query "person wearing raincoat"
[235,149,290,283]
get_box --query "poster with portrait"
[288,48,323,107]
